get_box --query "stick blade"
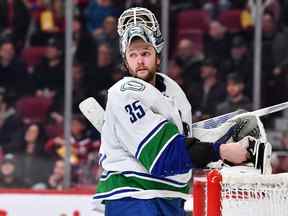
[79,97,105,132]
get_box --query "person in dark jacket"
[0,39,32,101]
[0,0,31,48]
[187,58,226,119]
[217,73,252,115]
[0,154,27,188]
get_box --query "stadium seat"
[21,46,47,69]
[177,10,210,32]
[177,29,204,50]
[76,0,89,6]
[219,10,242,32]
[16,96,53,123]
[0,209,7,216]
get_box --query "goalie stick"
[79,97,288,132]
[79,97,105,132]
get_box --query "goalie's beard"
[122,58,160,85]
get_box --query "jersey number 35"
[125,100,146,123]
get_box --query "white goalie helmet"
[117,7,164,57]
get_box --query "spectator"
[94,16,120,63]
[221,35,253,94]
[29,0,65,46]
[14,152,52,188]
[37,0,65,33]
[0,94,16,131]
[189,58,226,118]
[0,38,32,102]
[269,19,288,105]
[49,0,65,31]
[11,123,52,187]
[47,159,65,189]
[73,15,97,66]
[273,21,288,74]
[262,11,277,45]
[204,20,231,63]
[33,37,64,113]
[33,37,64,94]
[39,3,59,33]
[84,0,121,36]
[46,114,100,185]
[85,43,116,106]
[174,38,204,84]
[4,123,47,155]
[240,3,254,30]
[203,0,231,19]
[72,61,89,113]
[45,114,98,165]
[111,64,125,84]
[167,60,184,87]
[0,0,31,49]
[230,0,248,9]
[0,154,27,188]
[48,60,89,116]
[261,12,279,105]
[0,96,22,149]
[125,0,160,10]
[216,73,252,115]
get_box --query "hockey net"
[193,168,288,216]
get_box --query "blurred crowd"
[0,0,288,189]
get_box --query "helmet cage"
[117,7,164,56]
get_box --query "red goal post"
[193,168,288,216]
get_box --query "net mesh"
[221,172,288,216]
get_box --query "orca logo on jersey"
[120,80,146,92]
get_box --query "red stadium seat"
[16,96,53,123]
[21,46,47,68]
[75,0,89,6]
[219,10,242,32]
[177,10,210,32]
[177,29,204,50]
[0,209,7,216]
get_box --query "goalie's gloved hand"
[220,136,251,165]
[231,114,260,141]
[222,136,272,174]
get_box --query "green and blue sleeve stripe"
[135,120,193,177]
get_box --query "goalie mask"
[117,7,164,57]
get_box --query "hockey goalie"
[79,6,274,216]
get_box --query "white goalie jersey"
[93,73,192,203]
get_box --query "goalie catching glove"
[192,112,272,174]
[228,113,272,174]
[230,114,261,141]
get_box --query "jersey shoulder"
[157,73,183,92]
[108,76,148,98]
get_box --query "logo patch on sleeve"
[120,80,146,92]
